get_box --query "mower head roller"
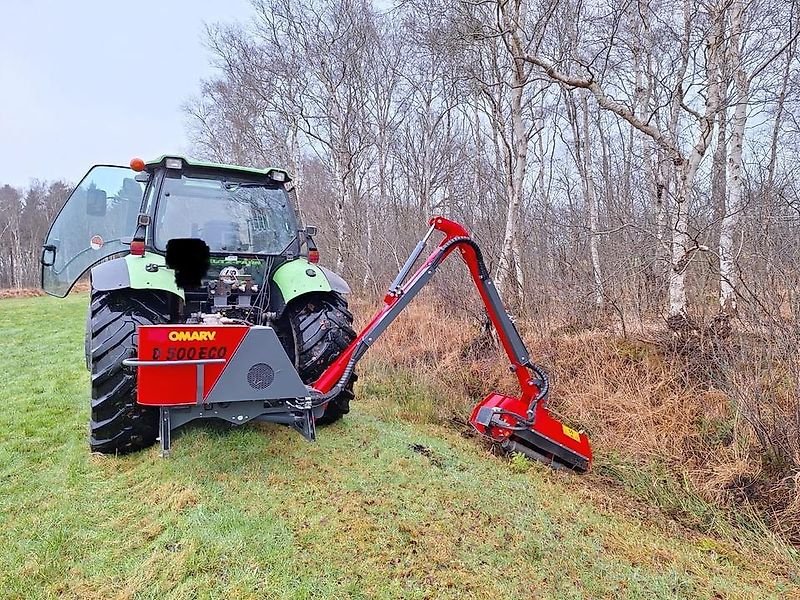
[470,393,591,472]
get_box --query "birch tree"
[522,0,726,327]
[565,90,604,309]
[461,0,552,304]
[718,0,746,315]
[719,0,800,315]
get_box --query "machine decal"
[167,330,217,342]
[561,424,581,442]
[154,346,227,360]
[209,257,262,266]
[90,235,104,250]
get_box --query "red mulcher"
[130,217,592,471]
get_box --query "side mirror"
[305,225,318,236]
[86,188,107,217]
[41,244,57,267]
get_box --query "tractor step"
[156,403,317,457]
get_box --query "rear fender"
[90,254,184,300]
[271,259,350,304]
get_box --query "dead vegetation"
[0,281,88,299]
[355,293,800,545]
[0,288,45,299]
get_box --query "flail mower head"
[313,216,593,472]
[470,392,591,472]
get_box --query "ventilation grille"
[247,363,275,389]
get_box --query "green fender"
[90,253,184,300]
[272,259,350,304]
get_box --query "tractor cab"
[41,156,314,308]
[154,170,298,259]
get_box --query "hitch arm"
[312,217,547,411]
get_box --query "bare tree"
[0,181,70,289]
[521,0,727,327]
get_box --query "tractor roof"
[144,155,292,181]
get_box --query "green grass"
[0,294,798,599]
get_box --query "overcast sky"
[0,0,251,188]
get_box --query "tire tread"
[89,289,168,454]
[282,293,357,425]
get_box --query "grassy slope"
[0,295,797,599]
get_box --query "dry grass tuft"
[0,288,45,299]
[0,280,88,299]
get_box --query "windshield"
[154,173,298,254]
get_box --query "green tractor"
[41,156,356,454]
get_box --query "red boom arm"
[314,216,539,403]
[312,216,591,472]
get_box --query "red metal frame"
[136,325,249,405]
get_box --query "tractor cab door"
[41,165,146,297]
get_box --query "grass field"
[1,294,798,599]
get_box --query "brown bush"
[0,280,89,299]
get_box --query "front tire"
[281,293,357,425]
[88,289,170,454]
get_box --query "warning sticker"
[220,266,240,284]
[90,235,104,250]
[562,424,581,442]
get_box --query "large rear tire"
[88,289,169,454]
[281,293,357,425]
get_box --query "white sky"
[0,0,251,188]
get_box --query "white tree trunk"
[667,1,724,322]
[496,1,529,303]
[512,225,525,305]
[580,93,604,309]
[654,153,670,276]
[288,125,302,195]
[720,0,747,314]
[332,151,348,273]
[496,174,520,301]
[767,46,793,189]
[668,177,691,319]
[362,203,373,292]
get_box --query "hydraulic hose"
[308,353,358,406]
[528,362,550,404]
